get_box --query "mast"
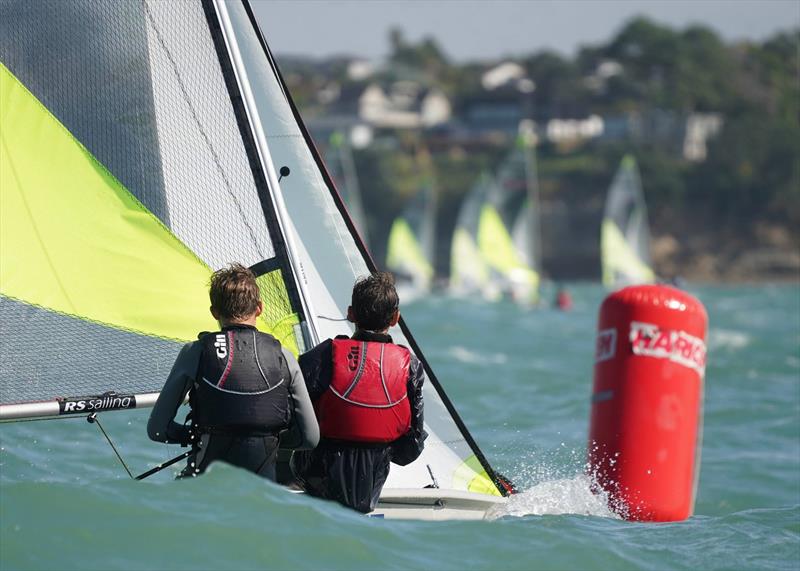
[519,121,541,273]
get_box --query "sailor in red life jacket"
[291,272,427,513]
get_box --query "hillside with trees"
[280,18,799,282]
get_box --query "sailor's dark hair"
[351,272,399,331]
[209,263,260,321]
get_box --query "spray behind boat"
[588,285,707,522]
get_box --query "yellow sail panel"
[601,218,656,288]
[255,271,300,357]
[0,63,216,342]
[453,455,502,497]
[450,227,488,290]
[477,204,539,287]
[386,218,434,284]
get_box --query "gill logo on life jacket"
[346,345,360,371]
[214,333,227,359]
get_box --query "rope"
[87,413,133,478]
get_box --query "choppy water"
[2,284,798,570]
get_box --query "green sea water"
[1,284,798,570]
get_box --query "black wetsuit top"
[292,330,427,513]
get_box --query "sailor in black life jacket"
[147,264,319,480]
[291,272,427,513]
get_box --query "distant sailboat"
[449,177,537,302]
[386,178,436,298]
[511,200,540,301]
[497,132,541,304]
[600,155,656,288]
[449,173,495,299]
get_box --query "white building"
[683,113,723,162]
[546,115,604,142]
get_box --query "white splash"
[485,474,620,520]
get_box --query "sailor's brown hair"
[209,263,260,320]
[351,272,399,331]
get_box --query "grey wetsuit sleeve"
[281,348,320,450]
[147,342,201,444]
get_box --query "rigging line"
[140,0,266,258]
[87,413,133,478]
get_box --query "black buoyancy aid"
[316,338,411,443]
[192,327,291,433]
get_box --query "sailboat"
[385,178,436,301]
[600,155,656,288]
[449,173,497,299]
[511,200,540,290]
[0,0,507,519]
[496,132,542,304]
[449,141,540,303]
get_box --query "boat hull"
[372,488,506,521]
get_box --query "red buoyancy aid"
[317,339,412,443]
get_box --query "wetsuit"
[147,324,319,481]
[292,330,427,513]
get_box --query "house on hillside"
[599,109,722,162]
[357,82,451,129]
[481,61,527,91]
[546,115,604,143]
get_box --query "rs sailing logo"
[59,394,136,414]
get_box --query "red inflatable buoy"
[588,285,707,522]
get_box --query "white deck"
[372,488,507,521]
